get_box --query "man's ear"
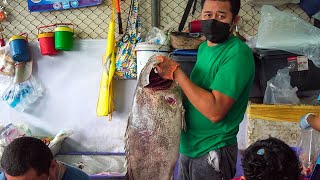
[49,160,57,177]
[233,15,240,24]
[231,15,240,30]
[240,176,246,180]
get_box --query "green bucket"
[54,26,73,51]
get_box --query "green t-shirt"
[180,35,255,158]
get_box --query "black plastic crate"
[171,50,197,77]
[254,48,320,96]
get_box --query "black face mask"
[201,19,232,44]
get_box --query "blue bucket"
[9,34,30,62]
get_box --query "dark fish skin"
[125,58,185,180]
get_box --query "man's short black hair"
[201,0,241,17]
[242,137,302,180]
[0,137,53,176]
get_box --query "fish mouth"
[145,68,173,90]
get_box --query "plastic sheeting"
[263,68,300,104]
[54,154,126,176]
[256,5,320,67]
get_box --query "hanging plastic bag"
[256,5,320,67]
[114,0,142,79]
[263,67,300,104]
[2,75,44,112]
[298,128,320,176]
[145,27,168,45]
[1,51,44,112]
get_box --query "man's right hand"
[155,56,180,80]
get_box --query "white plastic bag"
[145,27,169,45]
[2,75,44,112]
[263,68,300,104]
[256,5,320,67]
[0,44,45,112]
[49,130,73,156]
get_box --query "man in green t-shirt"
[155,0,254,179]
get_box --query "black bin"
[171,50,197,77]
[254,48,320,96]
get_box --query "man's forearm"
[174,68,224,122]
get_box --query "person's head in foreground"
[1,136,61,180]
[241,137,302,180]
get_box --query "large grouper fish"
[125,57,185,180]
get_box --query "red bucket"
[38,32,58,55]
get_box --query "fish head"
[138,55,173,91]
[131,55,183,133]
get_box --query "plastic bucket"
[55,26,73,51]
[9,34,30,62]
[38,32,58,55]
[135,43,171,78]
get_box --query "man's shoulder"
[197,41,207,53]
[223,37,254,68]
[227,36,252,55]
[62,164,91,180]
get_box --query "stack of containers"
[38,23,74,56]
